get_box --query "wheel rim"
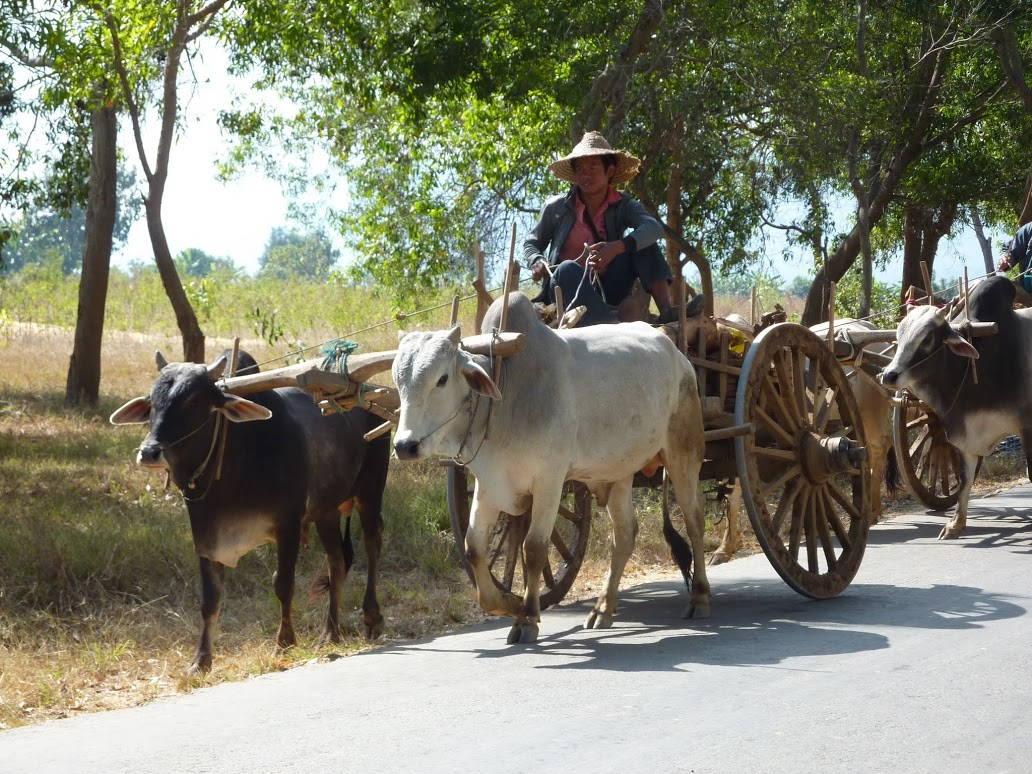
[891,393,975,510]
[734,323,871,599]
[446,466,592,609]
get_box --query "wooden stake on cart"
[553,284,565,327]
[920,260,933,305]
[214,336,240,481]
[494,223,517,384]
[964,266,979,384]
[472,241,492,334]
[750,286,757,328]
[827,281,836,347]
[449,294,461,327]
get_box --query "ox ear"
[945,327,979,360]
[446,324,462,345]
[460,358,502,400]
[110,396,152,425]
[155,350,168,371]
[207,353,228,380]
[216,394,273,423]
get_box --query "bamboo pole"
[472,241,491,333]
[553,284,565,327]
[449,295,461,327]
[920,260,933,304]
[964,267,979,384]
[827,281,836,346]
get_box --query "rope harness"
[141,410,228,502]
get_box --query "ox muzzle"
[136,440,166,468]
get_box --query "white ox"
[392,293,709,644]
[711,319,897,564]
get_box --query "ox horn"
[934,305,949,320]
[446,324,462,344]
[207,353,228,380]
[155,350,169,371]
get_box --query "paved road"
[4,487,1032,774]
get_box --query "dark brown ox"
[110,350,390,674]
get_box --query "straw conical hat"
[548,131,642,185]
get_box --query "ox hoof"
[584,610,613,629]
[186,656,211,676]
[319,625,342,645]
[506,621,539,645]
[938,525,964,540]
[684,601,711,620]
[363,616,385,640]
[708,551,731,566]
[276,628,297,651]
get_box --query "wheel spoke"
[773,349,803,427]
[762,371,799,433]
[926,446,940,495]
[941,449,952,495]
[804,488,819,573]
[551,525,574,562]
[814,488,838,569]
[820,486,851,549]
[754,405,796,448]
[557,504,581,524]
[542,556,556,589]
[826,479,862,523]
[753,446,798,463]
[909,426,931,460]
[792,348,810,420]
[771,477,803,534]
[788,485,807,561]
[757,463,802,500]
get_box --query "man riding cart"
[523,131,704,326]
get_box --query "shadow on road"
[379,579,1026,674]
[868,509,1032,554]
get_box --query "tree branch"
[0,35,51,68]
[105,12,153,182]
[187,0,233,27]
[574,0,664,140]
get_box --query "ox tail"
[885,448,901,497]
[661,500,693,591]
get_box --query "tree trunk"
[919,204,956,291]
[858,202,872,318]
[665,121,684,309]
[899,204,925,308]
[65,104,117,407]
[145,184,205,362]
[1019,170,1032,226]
[969,205,995,274]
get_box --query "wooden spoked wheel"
[734,323,871,599]
[446,465,593,609]
[892,393,977,510]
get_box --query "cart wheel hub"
[799,431,867,484]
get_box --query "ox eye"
[437,374,448,388]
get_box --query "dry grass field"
[0,275,1020,729]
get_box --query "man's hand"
[531,260,547,281]
[586,240,625,275]
[998,254,1013,272]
